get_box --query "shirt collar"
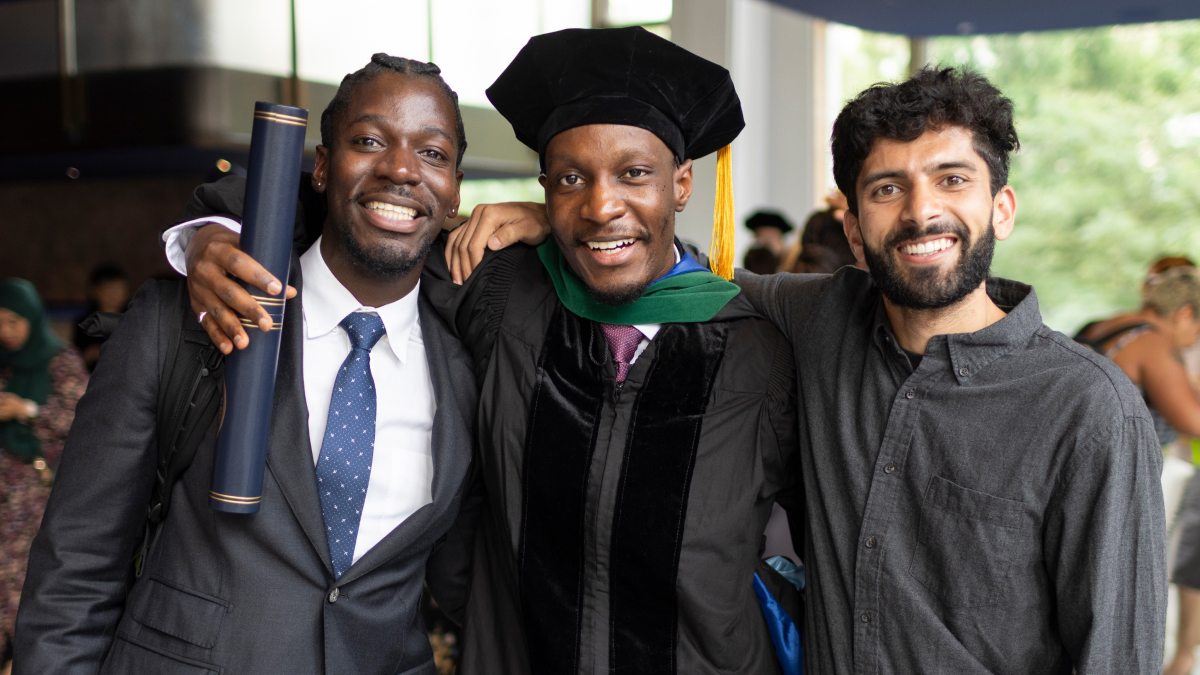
[299,236,421,363]
[630,245,682,340]
[872,277,1042,383]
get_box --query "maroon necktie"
[601,324,645,383]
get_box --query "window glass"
[432,0,590,108]
[296,0,430,85]
[606,0,671,28]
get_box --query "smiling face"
[314,71,462,281]
[844,125,1016,310]
[540,124,692,305]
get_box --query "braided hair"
[319,53,468,166]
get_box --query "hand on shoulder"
[444,202,550,284]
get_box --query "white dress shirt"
[163,220,436,564]
[625,245,680,364]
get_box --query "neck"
[884,281,1006,354]
[319,229,422,308]
[1135,307,1172,332]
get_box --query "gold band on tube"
[210,491,263,505]
[254,111,308,127]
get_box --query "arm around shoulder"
[14,282,169,675]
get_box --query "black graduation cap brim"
[486,27,744,163]
[746,210,795,234]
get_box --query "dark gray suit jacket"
[14,263,477,675]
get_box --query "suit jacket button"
[328,588,340,603]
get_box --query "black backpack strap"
[134,281,225,578]
[1073,322,1154,353]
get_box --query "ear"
[673,159,694,212]
[992,184,1017,241]
[843,210,867,267]
[452,169,464,215]
[1176,304,1196,324]
[313,145,330,194]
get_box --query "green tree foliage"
[840,22,1200,332]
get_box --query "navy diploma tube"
[210,102,308,513]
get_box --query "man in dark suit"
[14,54,476,675]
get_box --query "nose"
[375,144,421,185]
[901,180,944,227]
[580,176,626,225]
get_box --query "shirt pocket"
[908,474,1026,608]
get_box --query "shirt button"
[884,463,896,474]
[865,536,877,548]
[905,389,916,399]
[959,367,968,376]
[861,612,871,623]
[328,588,340,603]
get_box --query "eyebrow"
[861,160,980,186]
[346,116,455,145]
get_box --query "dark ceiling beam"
[763,0,1200,36]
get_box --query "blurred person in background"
[71,264,129,372]
[742,210,793,274]
[0,279,87,675]
[1075,263,1200,446]
[784,206,858,274]
[1128,257,1200,675]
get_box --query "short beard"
[862,216,995,310]
[335,218,433,280]
[588,279,653,306]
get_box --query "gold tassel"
[708,144,735,280]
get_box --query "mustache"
[352,184,436,217]
[570,225,651,245]
[882,219,970,250]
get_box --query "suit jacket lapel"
[264,255,334,575]
[338,293,473,584]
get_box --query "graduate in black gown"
[172,27,802,675]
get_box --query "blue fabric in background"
[753,571,803,675]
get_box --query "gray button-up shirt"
[735,267,1166,674]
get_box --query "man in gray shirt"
[730,66,1165,673]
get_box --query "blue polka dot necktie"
[317,312,387,578]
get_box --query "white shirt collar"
[299,236,420,363]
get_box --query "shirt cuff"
[162,216,244,275]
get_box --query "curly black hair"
[831,66,1018,216]
[319,53,468,167]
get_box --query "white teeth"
[901,237,954,256]
[586,239,636,252]
[365,201,418,220]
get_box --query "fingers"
[218,244,283,295]
[198,311,235,354]
[448,214,482,285]
[189,276,242,354]
[189,266,260,352]
[464,206,497,274]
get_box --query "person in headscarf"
[0,279,88,665]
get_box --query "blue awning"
[765,0,1200,36]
